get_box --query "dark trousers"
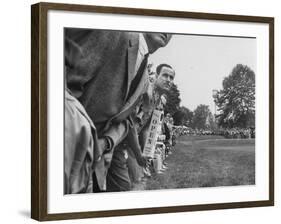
[106,148,131,192]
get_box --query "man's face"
[155,66,175,91]
[143,33,172,53]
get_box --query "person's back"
[65,29,132,134]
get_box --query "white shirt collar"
[139,33,149,57]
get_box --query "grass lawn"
[145,135,255,190]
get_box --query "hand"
[97,138,107,153]
[97,138,113,166]
[97,137,111,154]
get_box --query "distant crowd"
[173,126,255,139]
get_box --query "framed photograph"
[31,2,274,221]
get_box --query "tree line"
[163,64,255,130]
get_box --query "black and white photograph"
[30,2,274,220]
[64,28,256,194]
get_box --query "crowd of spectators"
[172,126,255,139]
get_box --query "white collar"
[139,33,149,56]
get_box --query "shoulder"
[128,32,140,47]
[65,28,131,55]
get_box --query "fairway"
[144,135,255,191]
[202,145,254,152]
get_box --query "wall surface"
[0,0,279,223]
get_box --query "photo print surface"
[64,28,256,195]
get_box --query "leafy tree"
[192,104,212,129]
[164,83,181,116]
[214,64,255,128]
[173,106,193,126]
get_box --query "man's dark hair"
[156,63,173,76]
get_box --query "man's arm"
[102,119,131,151]
[98,117,148,167]
[126,124,148,167]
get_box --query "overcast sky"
[149,34,256,114]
